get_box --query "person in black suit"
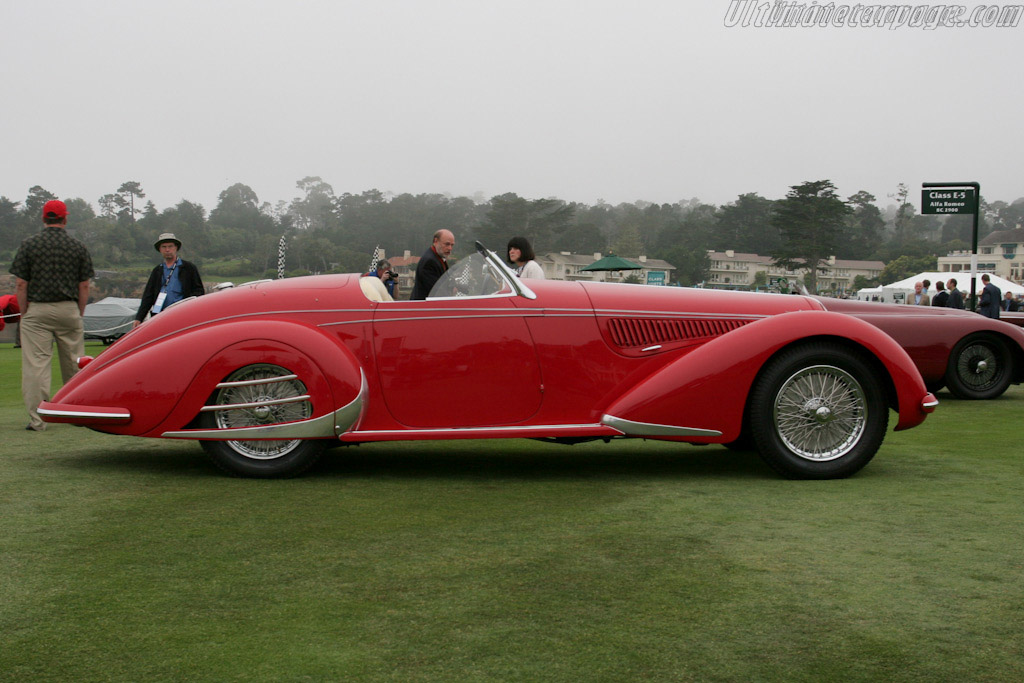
[946,278,965,309]
[1003,291,1020,312]
[978,274,1001,319]
[931,280,949,307]
[410,229,455,300]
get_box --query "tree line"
[3,177,1023,294]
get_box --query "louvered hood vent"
[606,317,749,349]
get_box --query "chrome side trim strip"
[216,374,299,388]
[198,395,312,412]
[601,414,722,438]
[162,410,337,440]
[346,423,622,437]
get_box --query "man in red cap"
[10,200,94,431]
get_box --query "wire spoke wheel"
[956,345,996,390]
[200,364,326,477]
[213,364,311,459]
[750,343,887,479]
[946,333,1013,400]
[773,365,866,461]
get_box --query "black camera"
[386,270,398,280]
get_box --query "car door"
[372,283,543,429]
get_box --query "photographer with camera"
[366,259,399,299]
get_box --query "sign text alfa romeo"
[921,188,976,215]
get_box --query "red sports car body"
[41,245,938,479]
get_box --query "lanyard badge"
[152,263,178,314]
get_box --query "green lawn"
[1,345,1022,681]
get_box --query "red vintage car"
[41,244,938,479]
[816,297,1024,400]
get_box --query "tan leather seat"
[360,276,394,302]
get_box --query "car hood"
[580,282,823,317]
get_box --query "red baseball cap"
[42,200,68,220]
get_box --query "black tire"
[944,333,1013,400]
[749,343,888,479]
[199,364,326,478]
[924,380,945,394]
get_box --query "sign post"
[922,182,980,311]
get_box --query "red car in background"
[41,244,937,480]
[818,297,1024,400]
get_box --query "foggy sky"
[3,0,1022,215]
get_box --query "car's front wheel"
[944,333,1013,400]
[199,364,326,478]
[749,343,888,479]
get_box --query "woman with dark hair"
[506,236,544,279]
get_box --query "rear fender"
[132,321,363,437]
[602,311,931,441]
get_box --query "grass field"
[1,344,1022,681]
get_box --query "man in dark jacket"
[931,280,949,307]
[946,278,965,309]
[978,274,1001,319]
[410,229,455,300]
[134,232,204,326]
[1003,292,1020,312]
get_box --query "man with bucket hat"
[10,200,94,431]
[134,232,205,327]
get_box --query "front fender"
[602,310,932,442]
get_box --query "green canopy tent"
[580,255,643,272]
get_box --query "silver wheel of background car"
[750,343,888,479]
[945,333,1013,400]
[200,364,326,477]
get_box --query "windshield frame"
[424,242,537,301]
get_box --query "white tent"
[883,272,1024,297]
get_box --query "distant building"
[706,250,884,294]
[937,226,1024,284]
[536,252,676,285]
[382,250,420,299]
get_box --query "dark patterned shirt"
[10,226,94,303]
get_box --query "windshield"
[427,252,514,299]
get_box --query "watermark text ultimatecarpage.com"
[723,1,1023,28]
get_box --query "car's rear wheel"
[199,364,326,478]
[749,343,888,479]
[944,333,1013,400]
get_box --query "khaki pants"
[21,301,84,431]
